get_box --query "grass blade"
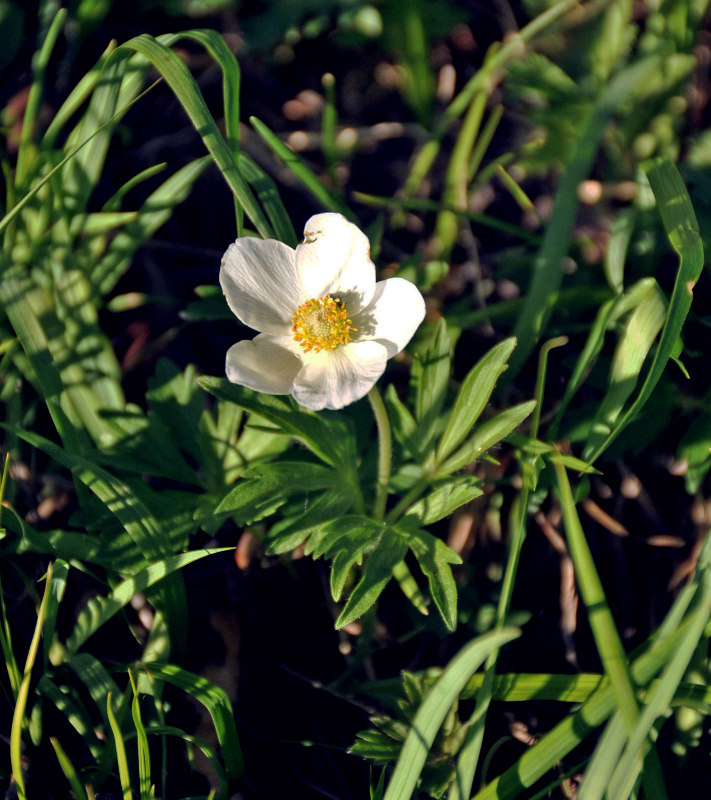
[383,628,519,800]
[63,549,231,657]
[10,563,53,800]
[107,690,133,800]
[250,115,354,219]
[50,737,89,800]
[116,34,271,238]
[140,662,244,785]
[586,157,705,461]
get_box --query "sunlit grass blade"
[472,614,698,799]
[63,549,231,657]
[237,153,297,246]
[129,672,152,800]
[39,675,102,758]
[15,7,67,189]
[107,690,133,800]
[401,0,582,200]
[435,89,487,257]
[42,558,68,668]
[116,34,271,238]
[50,736,89,800]
[586,157,705,462]
[146,726,229,799]
[473,533,711,799]
[607,568,711,799]
[154,29,243,232]
[508,58,694,382]
[553,462,638,722]
[554,460,668,798]
[250,116,354,220]
[10,563,52,800]
[66,653,123,740]
[140,662,244,785]
[583,280,666,459]
[382,628,519,800]
[5,424,174,560]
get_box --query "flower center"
[291,295,356,353]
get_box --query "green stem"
[368,386,391,522]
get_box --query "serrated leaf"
[266,489,355,555]
[322,519,385,601]
[336,531,408,629]
[350,729,403,764]
[405,477,483,525]
[396,525,462,631]
[437,338,517,461]
[215,461,341,524]
[439,400,536,474]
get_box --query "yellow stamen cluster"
[291,294,356,352]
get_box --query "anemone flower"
[219,213,425,410]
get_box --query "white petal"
[220,237,305,334]
[291,341,388,410]
[354,277,426,357]
[226,334,302,395]
[295,213,375,310]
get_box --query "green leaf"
[63,548,231,657]
[140,662,244,785]
[250,115,354,220]
[437,337,517,461]
[439,400,536,474]
[336,530,408,629]
[383,628,519,800]
[197,377,358,477]
[215,461,343,524]
[404,476,483,525]
[4,424,176,563]
[583,280,666,459]
[265,488,355,555]
[586,158,704,462]
[237,152,296,246]
[396,524,462,631]
[411,319,451,455]
[115,34,271,237]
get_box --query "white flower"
[219,213,426,410]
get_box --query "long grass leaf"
[583,281,667,458]
[116,34,271,238]
[107,691,133,800]
[508,57,694,381]
[10,563,52,800]
[64,549,230,657]
[50,737,89,800]
[608,569,711,798]
[140,662,244,785]
[586,157,704,461]
[383,628,519,800]
[553,462,639,724]
[250,116,354,219]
